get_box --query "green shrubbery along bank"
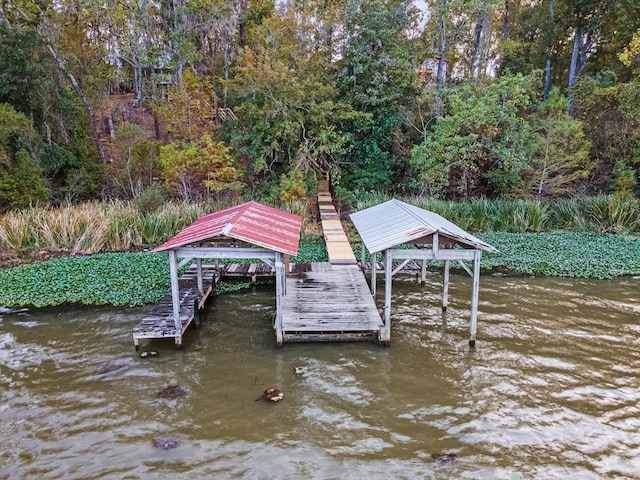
[1,232,640,309]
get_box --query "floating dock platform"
[132,264,218,350]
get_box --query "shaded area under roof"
[153,201,302,256]
[349,198,496,254]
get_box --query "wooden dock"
[278,180,384,344]
[318,183,357,265]
[280,264,383,342]
[133,264,218,350]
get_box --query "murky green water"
[1,273,640,479]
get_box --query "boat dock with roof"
[132,181,495,349]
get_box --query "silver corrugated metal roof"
[349,198,496,254]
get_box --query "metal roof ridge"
[390,198,436,230]
[226,200,258,232]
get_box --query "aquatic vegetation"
[479,232,640,279]
[290,240,328,263]
[157,385,187,399]
[0,252,169,307]
[0,242,327,308]
[1,234,639,309]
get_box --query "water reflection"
[1,275,640,479]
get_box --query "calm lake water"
[1,273,640,479]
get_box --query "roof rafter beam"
[175,247,277,261]
[386,248,477,261]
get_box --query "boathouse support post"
[469,250,481,347]
[381,249,392,343]
[371,252,377,296]
[168,250,180,330]
[442,259,450,312]
[196,258,203,295]
[421,259,427,285]
[274,251,284,347]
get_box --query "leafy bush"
[0,149,50,210]
[134,183,166,214]
[278,170,306,202]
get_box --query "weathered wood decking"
[132,264,218,350]
[280,264,383,342]
[134,180,386,348]
[318,182,357,265]
[278,180,384,344]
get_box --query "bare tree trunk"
[567,27,582,116]
[213,75,220,125]
[131,57,143,111]
[470,14,490,79]
[223,34,230,108]
[568,28,582,90]
[436,18,447,84]
[238,0,246,48]
[502,0,509,41]
[543,0,554,101]
[47,45,107,163]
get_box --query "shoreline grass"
[0,198,319,255]
[1,195,639,309]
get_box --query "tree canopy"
[0,0,639,211]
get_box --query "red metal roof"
[153,201,302,255]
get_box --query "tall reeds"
[0,198,321,255]
[1,194,637,257]
[351,192,639,233]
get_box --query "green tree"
[573,76,640,194]
[0,104,49,210]
[111,122,157,199]
[527,88,591,198]
[158,134,243,202]
[224,10,358,193]
[336,0,419,191]
[0,22,103,203]
[619,28,640,72]
[411,73,537,199]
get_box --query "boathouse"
[349,199,497,346]
[132,201,302,349]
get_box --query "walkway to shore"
[277,180,384,345]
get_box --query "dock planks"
[318,181,357,265]
[132,264,218,349]
[280,264,383,342]
[278,180,384,344]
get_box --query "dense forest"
[0,0,639,211]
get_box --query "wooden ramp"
[318,181,356,265]
[133,265,218,350]
[278,180,384,344]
